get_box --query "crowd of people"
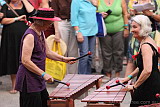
[0,0,160,106]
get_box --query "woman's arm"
[122,0,129,37]
[143,10,160,22]
[122,67,139,83]
[1,15,26,25]
[45,39,64,61]
[22,0,34,13]
[133,44,153,88]
[71,0,84,42]
[21,34,45,76]
[40,0,49,8]
[21,34,53,82]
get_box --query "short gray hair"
[132,15,152,37]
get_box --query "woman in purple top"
[15,8,76,107]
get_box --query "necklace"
[11,1,19,7]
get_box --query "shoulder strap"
[153,0,158,12]
[141,42,159,56]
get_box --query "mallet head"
[156,93,160,98]
[66,83,70,87]
[106,86,111,89]
[88,51,92,55]
[116,80,120,83]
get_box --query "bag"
[45,41,66,80]
[96,12,107,37]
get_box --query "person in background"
[51,0,79,74]
[98,0,129,78]
[15,8,76,107]
[122,15,160,107]
[0,12,3,85]
[71,0,98,74]
[0,0,35,94]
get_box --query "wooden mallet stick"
[70,51,92,61]
[106,80,127,89]
[54,80,70,87]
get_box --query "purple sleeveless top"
[15,28,46,93]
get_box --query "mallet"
[106,80,127,89]
[70,51,92,61]
[54,80,70,87]
[156,93,160,98]
[116,80,126,87]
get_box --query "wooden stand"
[82,78,131,107]
[48,74,103,107]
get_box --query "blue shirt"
[71,0,98,36]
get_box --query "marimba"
[82,78,131,107]
[48,74,103,107]
[139,103,160,107]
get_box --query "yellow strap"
[52,41,63,55]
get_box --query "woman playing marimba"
[15,8,76,107]
[122,15,160,107]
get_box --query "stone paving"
[0,66,131,107]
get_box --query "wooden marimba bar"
[139,103,160,107]
[48,74,103,107]
[82,78,131,107]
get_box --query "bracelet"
[124,24,129,27]
[158,63,160,66]
[75,30,80,35]
[127,75,133,79]
[42,72,46,77]
[14,17,18,21]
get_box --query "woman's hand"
[120,77,130,84]
[124,29,129,37]
[121,85,134,91]
[43,73,54,83]
[18,15,27,21]
[142,10,153,16]
[129,9,138,16]
[63,57,77,64]
[77,32,84,43]
[0,12,4,19]
[101,12,108,18]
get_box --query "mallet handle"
[54,80,69,86]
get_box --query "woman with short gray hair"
[122,15,160,107]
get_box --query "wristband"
[124,24,129,27]
[42,72,46,77]
[75,30,80,35]
[14,17,18,21]
[158,63,160,66]
[127,75,132,79]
